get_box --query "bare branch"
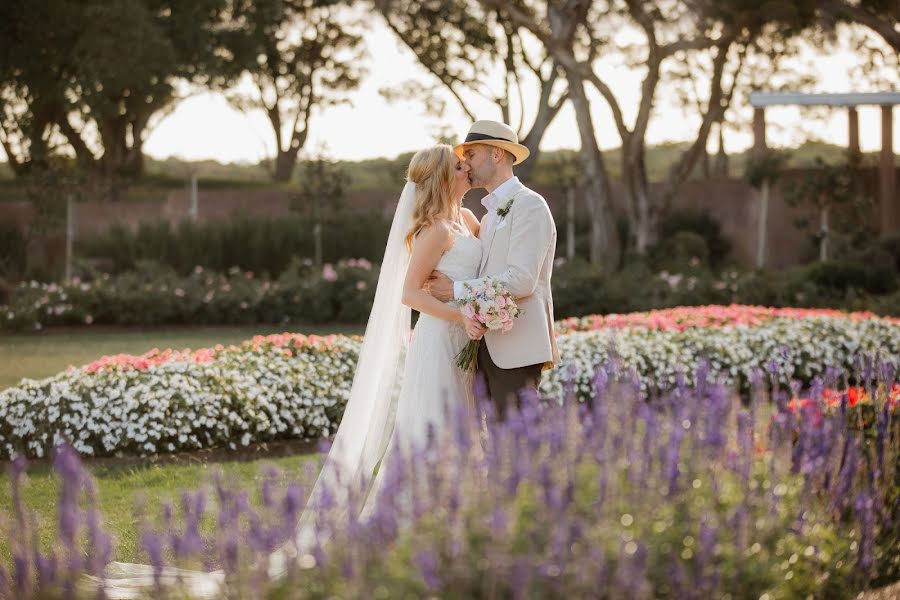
[665,33,737,196]
[821,0,900,52]
[379,17,478,121]
[661,36,721,56]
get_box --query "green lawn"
[0,323,364,391]
[0,323,364,566]
[0,446,322,565]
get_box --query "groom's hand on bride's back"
[425,271,454,303]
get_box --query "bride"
[95,144,485,597]
[294,143,484,534]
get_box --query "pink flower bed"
[73,305,900,377]
[78,333,351,375]
[556,304,900,334]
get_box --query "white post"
[65,194,75,282]
[819,205,829,262]
[566,187,576,262]
[756,180,769,269]
[189,173,198,222]
[313,222,323,267]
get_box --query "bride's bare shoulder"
[413,220,454,250]
[460,208,480,236]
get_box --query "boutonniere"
[496,198,515,219]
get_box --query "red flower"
[846,386,867,407]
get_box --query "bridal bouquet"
[455,278,521,371]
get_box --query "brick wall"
[6,167,897,269]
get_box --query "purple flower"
[141,529,164,583]
[13,551,29,598]
[511,558,532,599]
[0,563,9,598]
[414,548,441,590]
[490,507,508,536]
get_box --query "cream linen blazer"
[471,180,559,370]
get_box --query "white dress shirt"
[453,176,520,300]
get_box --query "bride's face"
[450,157,471,200]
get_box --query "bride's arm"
[402,222,465,324]
[461,208,480,237]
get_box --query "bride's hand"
[462,315,486,340]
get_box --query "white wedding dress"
[392,224,482,448]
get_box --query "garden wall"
[4,167,898,269]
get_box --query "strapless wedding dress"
[360,226,483,514]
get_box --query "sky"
[1,17,897,165]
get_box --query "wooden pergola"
[749,91,899,234]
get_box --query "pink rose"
[322,264,338,282]
[498,309,510,322]
[462,304,476,319]
[496,295,507,308]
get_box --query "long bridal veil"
[93,182,417,598]
[278,179,416,557]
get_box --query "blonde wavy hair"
[404,144,460,251]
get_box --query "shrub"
[657,209,731,266]
[651,230,710,270]
[0,259,379,332]
[0,221,27,283]
[76,214,393,278]
[880,232,900,272]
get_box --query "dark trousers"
[476,342,543,420]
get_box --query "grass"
[0,444,322,564]
[0,322,364,567]
[0,323,364,391]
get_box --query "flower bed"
[555,304,900,334]
[543,312,900,402]
[0,334,359,458]
[0,259,378,332]
[4,363,898,598]
[6,257,900,333]
[2,307,899,459]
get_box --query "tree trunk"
[58,115,98,170]
[274,148,300,182]
[756,180,769,268]
[0,132,24,176]
[517,70,565,183]
[566,70,618,267]
[713,123,729,177]
[622,136,657,255]
[22,100,57,172]
[97,115,145,179]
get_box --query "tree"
[294,148,348,266]
[219,0,364,182]
[483,1,831,256]
[785,155,872,262]
[817,0,900,52]
[0,0,230,180]
[373,0,568,182]
[0,0,82,175]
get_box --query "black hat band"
[464,132,516,144]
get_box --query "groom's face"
[462,144,495,189]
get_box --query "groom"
[427,120,559,419]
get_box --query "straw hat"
[453,120,530,165]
